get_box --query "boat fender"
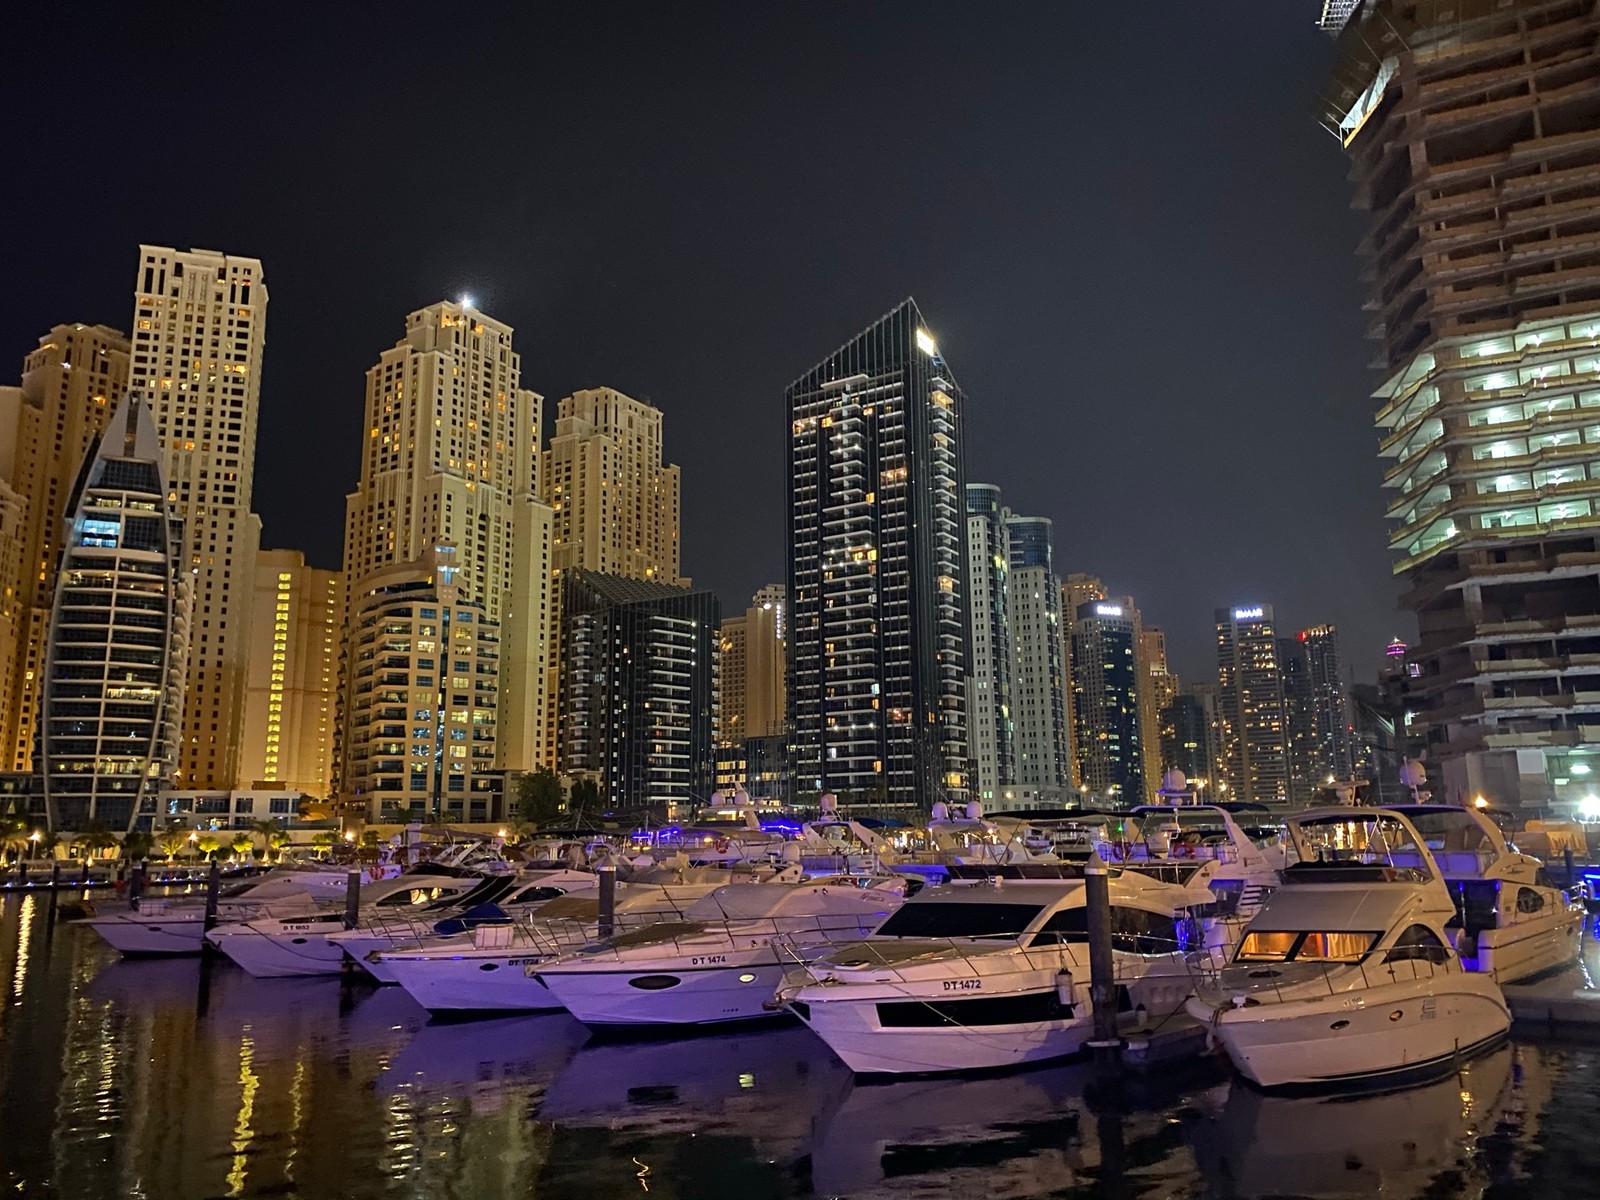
[1055,969,1075,1008]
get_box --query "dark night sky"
[0,3,1396,686]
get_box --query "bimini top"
[683,882,901,922]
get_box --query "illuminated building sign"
[1232,607,1264,621]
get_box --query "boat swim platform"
[1504,974,1600,1035]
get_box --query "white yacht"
[534,878,907,1027]
[1186,807,1512,1090]
[77,865,381,956]
[1385,803,1583,983]
[379,872,772,1012]
[780,872,1213,1075]
[204,869,503,977]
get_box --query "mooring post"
[1084,849,1123,1072]
[343,870,361,930]
[203,858,221,930]
[127,860,144,910]
[597,861,617,940]
[1564,846,1576,891]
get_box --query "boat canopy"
[684,883,898,921]
[1242,881,1439,933]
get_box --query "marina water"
[3,893,1598,1199]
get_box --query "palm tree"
[195,834,222,861]
[228,832,254,860]
[268,830,291,861]
[0,818,29,864]
[123,831,154,863]
[76,821,120,860]
[156,831,187,862]
[249,819,279,860]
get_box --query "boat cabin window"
[1516,887,1546,914]
[1383,924,1451,964]
[514,887,568,904]
[1111,908,1186,956]
[1028,907,1088,946]
[376,887,445,907]
[1236,930,1378,963]
[873,902,1043,940]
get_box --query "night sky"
[0,3,1391,686]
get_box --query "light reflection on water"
[0,897,1597,1199]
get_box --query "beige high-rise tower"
[129,247,267,789]
[0,324,131,772]
[238,550,342,796]
[542,387,683,584]
[341,301,555,777]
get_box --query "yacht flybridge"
[778,872,1214,1075]
[1187,807,1512,1091]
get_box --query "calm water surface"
[3,893,1599,1199]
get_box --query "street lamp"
[28,830,40,861]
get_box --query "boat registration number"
[691,955,728,966]
[943,979,982,992]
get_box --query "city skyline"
[0,5,1391,687]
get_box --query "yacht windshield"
[873,902,1043,940]
[1236,930,1378,963]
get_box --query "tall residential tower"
[787,299,969,809]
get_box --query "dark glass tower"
[1070,599,1143,805]
[786,299,969,810]
[41,395,189,832]
[558,569,719,815]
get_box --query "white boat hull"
[82,914,206,955]
[537,957,791,1026]
[794,985,1094,1075]
[385,950,564,1012]
[1474,909,1584,984]
[208,920,350,977]
[1191,977,1510,1089]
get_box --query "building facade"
[1159,692,1213,784]
[1215,605,1291,807]
[786,299,970,809]
[238,550,341,796]
[718,596,785,744]
[0,325,131,776]
[1325,0,1600,812]
[1069,599,1143,804]
[557,570,718,814]
[965,484,1014,799]
[40,395,190,832]
[341,300,554,775]
[337,543,500,824]
[1006,514,1072,793]
[129,247,265,791]
[1137,626,1178,799]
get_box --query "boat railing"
[1188,945,1472,1007]
[531,912,892,962]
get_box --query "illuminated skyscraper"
[0,323,129,773]
[1005,514,1071,792]
[1215,605,1290,806]
[342,301,554,775]
[129,247,265,790]
[238,550,341,796]
[965,484,1013,799]
[1324,1,1600,809]
[787,299,969,809]
[40,395,189,832]
[1070,599,1143,804]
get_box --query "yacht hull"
[1475,909,1584,984]
[385,952,563,1012]
[82,914,206,956]
[207,921,350,977]
[537,958,790,1026]
[1191,978,1510,1090]
[793,985,1094,1075]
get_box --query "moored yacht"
[780,872,1213,1075]
[205,869,503,977]
[380,871,789,1012]
[1185,807,1512,1090]
[534,878,908,1027]
[1385,803,1582,983]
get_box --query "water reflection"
[2,900,1598,1200]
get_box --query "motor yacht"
[534,878,908,1027]
[379,869,790,1012]
[780,872,1212,1075]
[204,868,506,977]
[76,865,384,956]
[1185,807,1512,1090]
[1384,803,1583,983]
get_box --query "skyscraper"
[0,324,130,775]
[558,570,719,813]
[337,543,500,823]
[1159,692,1212,784]
[787,299,969,809]
[1215,605,1290,807]
[129,246,265,790]
[1137,626,1178,801]
[542,387,683,584]
[238,550,341,797]
[718,595,785,745]
[1070,599,1143,805]
[1006,514,1072,792]
[1291,623,1355,793]
[40,395,189,832]
[965,484,1013,799]
[1324,1,1600,810]
[341,301,554,774]
[753,583,787,639]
